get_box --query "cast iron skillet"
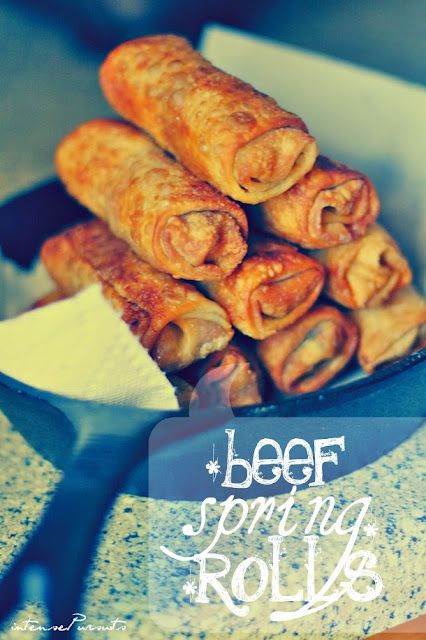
[1,179,425,417]
[0,177,425,494]
[0,180,425,637]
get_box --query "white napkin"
[0,256,179,410]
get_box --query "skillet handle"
[0,407,165,638]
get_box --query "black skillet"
[0,180,424,636]
[1,178,424,422]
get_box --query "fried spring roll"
[55,119,248,281]
[30,289,66,310]
[260,156,380,248]
[167,375,194,409]
[204,239,324,339]
[183,342,263,408]
[41,221,233,371]
[257,306,358,395]
[312,224,412,309]
[352,287,426,373]
[100,36,318,204]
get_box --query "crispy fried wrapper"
[260,156,380,248]
[182,341,263,408]
[100,35,318,204]
[312,224,412,309]
[257,305,359,395]
[167,375,194,409]
[204,238,324,339]
[41,221,233,372]
[30,289,66,310]
[352,286,426,373]
[55,119,248,281]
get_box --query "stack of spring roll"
[38,35,426,407]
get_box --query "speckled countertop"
[0,410,424,639]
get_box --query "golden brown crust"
[352,287,426,373]
[257,306,359,395]
[99,35,318,204]
[30,289,66,310]
[260,156,380,248]
[204,238,324,339]
[167,375,194,409]
[41,221,233,371]
[312,224,412,309]
[183,342,263,407]
[55,119,247,280]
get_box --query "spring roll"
[257,306,358,395]
[30,289,66,310]
[55,119,248,281]
[312,224,412,309]
[352,287,426,373]
[260,156,380,248]
[183,342,263,408]
[41,221,233,371]
[204,238,324,339]
[167,375,194,409]
[100,35,318,204]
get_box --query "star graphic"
[205,443,221,482]
[182,579,197,601]
[363,522,378,538]
[205,459,221,481]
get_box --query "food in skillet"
[99,35,318,204]
[259,156,380,248]
[203,238,324,339]
[257,306,359,395]
[30,289,65,310]
[167,375,195,409]
[311,224,412,309]
[55,119,248,281]
[352,286,426,373]
[182,341,263,407]
[21,32,424,405]
[41,221,233,371]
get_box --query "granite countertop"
[0,410,424,639]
